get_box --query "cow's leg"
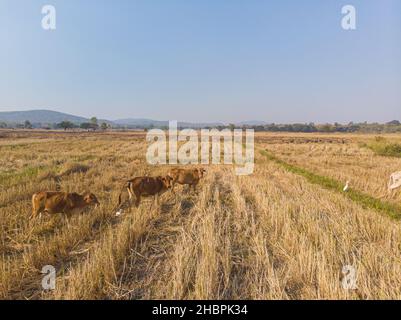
[31,202,36,219]
[118,188,132,213]
[31,195,41,219]
[127,186,134,202]
[126,197,133,208]
[41,208,51,220]
[171,181,176,194]
[134,194,141,208]
[190,181,198,193]
[59,213,69,225]
[149,196,155,212]
[43,207,56,219]
[31,206,40,219]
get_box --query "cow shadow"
[179,199,194,216]
[159,196,195,216]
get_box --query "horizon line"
[0,108,400,125]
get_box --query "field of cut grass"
[1,130,401,299]
[262,134,401,205]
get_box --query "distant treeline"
[0,118,110,131]
[1,120,401,133]
[201,121,401,133]
[240,121,401,133]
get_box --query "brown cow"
[116,176,173,213]
[31,191,100,219]
[168,167,206,193]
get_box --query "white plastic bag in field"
[388,171,401,190]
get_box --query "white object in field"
[343,181,350,192]
[388,171,401,190]
[115,210,123,216]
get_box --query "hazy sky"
[0,0,400,123]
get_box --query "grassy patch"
[0,164,62,188]
[360,137,401,158]
[0,160,93,188]
[0,166,42,186]
[260,149,401,220]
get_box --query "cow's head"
[160,175,173,189]
[197,167,207,178]
[83,193,100,208]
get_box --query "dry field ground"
[1,130,401,300]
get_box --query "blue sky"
[0,0,400,123]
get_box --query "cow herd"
[29,167,401,219]
[30,167,207,219]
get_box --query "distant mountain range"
[0,109,267,128]
[0,110,88,124]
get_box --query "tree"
[57,121,75,131]
[80,122,92,130]
[90,117,99,130]
[24,120,32,129]
[320,124,334,132]
[101,122,108,131]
